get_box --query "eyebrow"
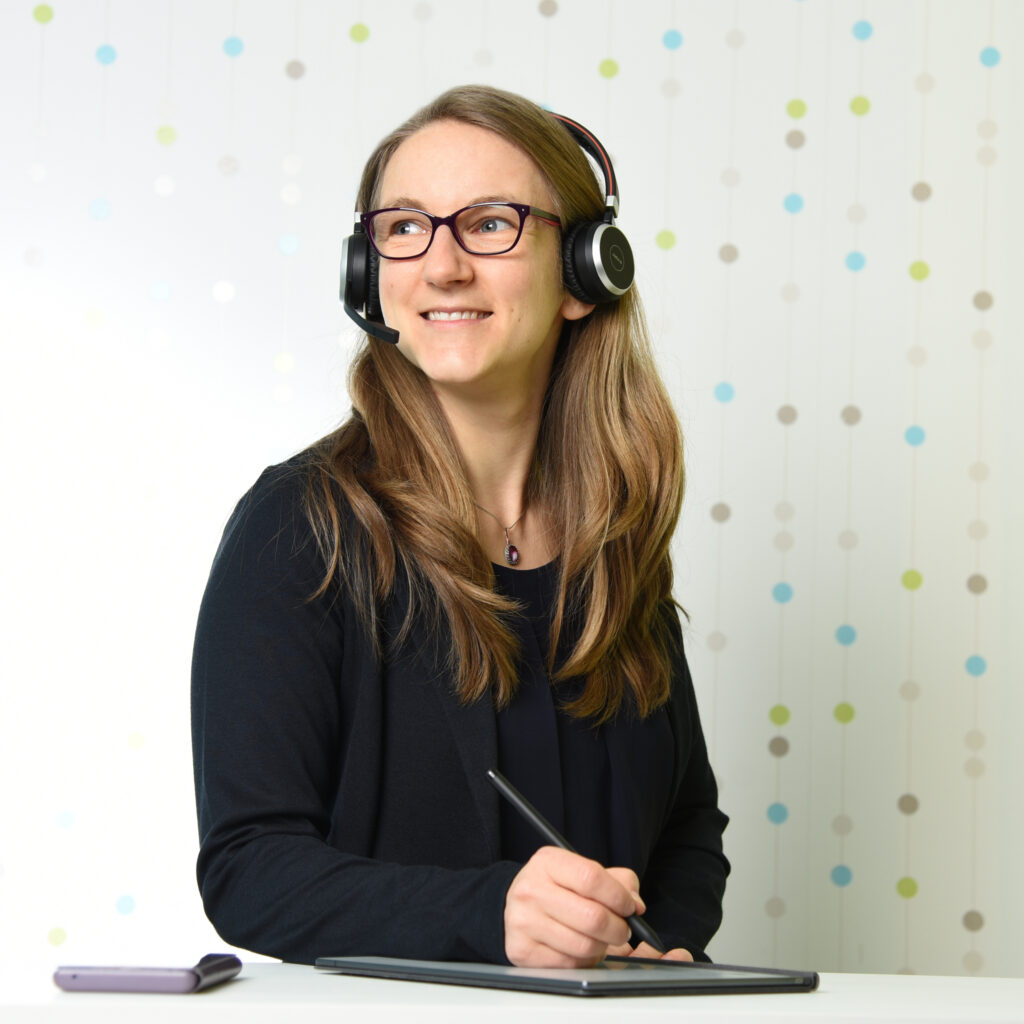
[377,194,521,211]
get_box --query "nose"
[420,222,473,287]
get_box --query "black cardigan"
[191,459,729,964]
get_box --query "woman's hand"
[504,847,645,967]
[605,940,694,962]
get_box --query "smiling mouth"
[423,310,492,322]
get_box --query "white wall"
[2,0,1021,980]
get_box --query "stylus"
[486,768,667,954]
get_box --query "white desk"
[6,962,1024,1023]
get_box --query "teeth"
[425,310,489,321]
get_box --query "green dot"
[850,96,871,116]
[33,5,54,24]
[599,58,619,78]
[902,569,923,590]
[350,23,370,43]
[48,927,67,946]
[656,230,676,250]
[156,125,177,146]
[834,702,855,724]
[769,704,791,726]
[909,261,930,281]
[786,98,807,119]
[897,876,918,899]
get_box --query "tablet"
[314,955,819,997]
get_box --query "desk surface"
[7,962,1024,1023]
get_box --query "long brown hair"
[304,85,684,723]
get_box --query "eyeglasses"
[360,202,561,260]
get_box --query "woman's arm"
[191,463,518,964]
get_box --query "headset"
[340,112,634,345]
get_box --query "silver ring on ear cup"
[564,221,635,303]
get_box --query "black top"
[191,459,729,965]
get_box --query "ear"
[560,292,595,322]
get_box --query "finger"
[508,872,632,948]
[605,866,645,914]
[628,942,695,962]
[534,848,640,919]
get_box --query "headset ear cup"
[342,232,370,311]
[365,250,382,321]
[562,222,596,303]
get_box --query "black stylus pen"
[486,768,667,954]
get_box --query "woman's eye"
[392,219,427,236]
[470,214,515,234]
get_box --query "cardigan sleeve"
[191,462,519,964]
[638,614,730,961]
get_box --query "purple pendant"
[504,543,520,567]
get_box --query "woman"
[191,85,728,968]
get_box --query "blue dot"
[852,21,873,41]
[846,251,866,271]
[714,382,735,403]
[836,624,857,646]
[115,894,135,915]
[57,811,75,828]
[96,44,117,65]
[89,198,111,221]
[905,425,926,446]
[980,47,1000,68]
[965,655,987,677]
[772,582,794,604]
[767,802,789,825]
[223,36,244,57]
[663,29,683,50]
[831,865,853,887]
[784,193,804,214]
[278,233,300,255]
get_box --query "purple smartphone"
[53,954,242,993]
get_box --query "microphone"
[341,233,401,345]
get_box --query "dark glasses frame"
[360,202,561,260]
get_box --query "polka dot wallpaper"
[2,0,1021,981]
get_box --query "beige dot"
[710,502,731,523]
[777,405,797,425]
[977,119,997,139]
[413,2,432,20]
[774,531,794,552]
[725,28,745,48]
[721,167,741,187]
[785,130,805,149]
[963,951,983,972]
[847,203,867,223]
[968,462,990,483]
[840,405,861,426]
[706,631,726,652]
[285,59,305,79]
[965,757,985,778]
[897,794,919,815]
[911,182,932,201]
[768,736,789,757]
[774,501,794,523]
[899,679,920,701]
[977,146,998,167]
[915,72,935,93]
[967,573,987,594]
[907,345,928,367]
[780,282,800,302]
[964,729,985,751]
[218,154,240,175]
[963,910,984,932]
[719,243,739,263]
[838,529,858,551]
[972,329,992,350]
[765,897,786,918]
[661,78,681,99]
[973,291,994,311]
[967,519,988,540]
[539,0,558,14]
[832,814,853,836]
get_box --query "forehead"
[376,119,554,210]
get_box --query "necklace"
[474,503,526,567]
